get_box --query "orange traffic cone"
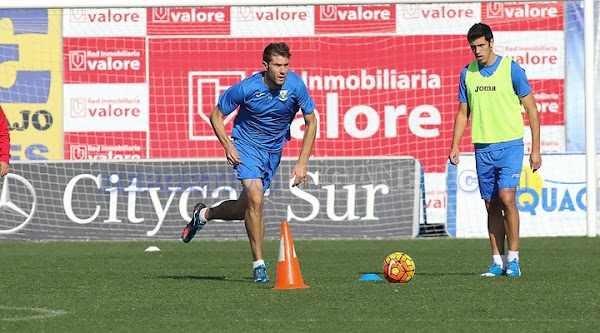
[273,221,310,290]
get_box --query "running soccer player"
[181,42,318,283]
[448,23,542,277]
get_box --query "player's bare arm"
[0,161,8,177]
[449,102,470,165]
[291,111,317,187]
[521,93,542,172]
[210,106,241,165]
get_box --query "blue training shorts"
[475,144,524,200]
[233,140,282,192]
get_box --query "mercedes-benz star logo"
[0,174,37,234]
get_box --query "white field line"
[0,306,67,322]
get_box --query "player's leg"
[207,192,248,220]
[182,140,257,243]
[186,177,270,282]
[499,187,520,276]
[247,150,281,283]
[240,178,270,283]
[181,187,249,243]
[242,178,265,263]
[230,142,272,282]
[481,197,506,276]
[499,188,519,251]
[476,151,505,276]
[486,196,506,259]
[497,144,524,276]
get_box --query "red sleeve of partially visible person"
[0,105,11,164]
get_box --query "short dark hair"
[467,23,493,43]
[263,42,292,63]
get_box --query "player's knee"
[501,200,518,213]
[498,192,517,209]
[246,193,264,210]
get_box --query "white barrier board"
[447,154,586,238]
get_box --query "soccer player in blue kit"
[449,23,541,277]
[182,42,318,283]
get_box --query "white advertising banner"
[63,8,147,37]
[396,3,480,35]
[230,6,314,37]
[447,154,587,238]
[494,31,565,80]
[1,158,420,241]
[63,83,149,132]
[524,125,565,153]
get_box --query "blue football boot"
[505,259,521,277]
[253,264,270,283]
[181,203,206,243]
[480,262,504,277]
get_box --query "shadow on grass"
[413,272,476,276]
[158,275,253,282]
[358,271,476,277]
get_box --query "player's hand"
[290,163,308,187]
[530,151,542,173]
[225,146,241,166]
[448,148,460,165]
[0,161,9,177]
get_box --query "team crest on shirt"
[278,90,288,101]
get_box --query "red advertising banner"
[64,37,146,84]
[314,5,396,34]
[529,79,563,126]
[59,3,565,170]
[481,2,563,31]
[64,132,147,160]
[149,36,477,172]
[146,7,231,35]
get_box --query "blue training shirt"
[218,71,316,152]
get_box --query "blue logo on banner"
[0,9,51,103]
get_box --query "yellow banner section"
[0,9,63,160]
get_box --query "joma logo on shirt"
[475,85,496,92]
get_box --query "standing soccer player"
[0,106,11,177]
[181,42,317,283]
[448,23,542,277]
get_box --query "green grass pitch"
[1,237,599,332]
